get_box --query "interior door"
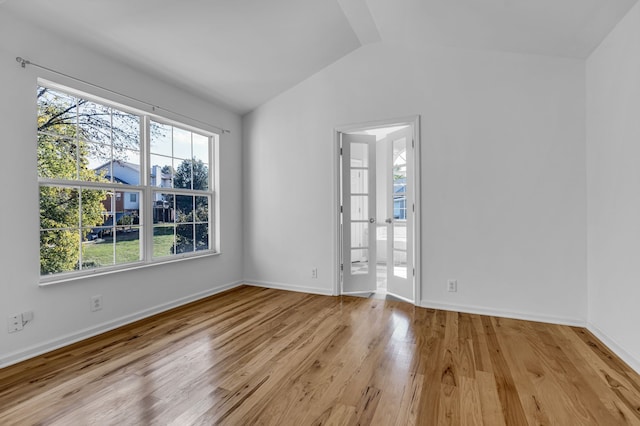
[341,133,377,294]
[385,127,414,301]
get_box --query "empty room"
[1,0,640,424]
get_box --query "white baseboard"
[13,282,633,378]
[0,281,243,369]
[419,300,586,327]
[587,323,640,375]
[245,279,334,296]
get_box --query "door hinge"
[340,205,343,213]
[413,268,415,276]
[341,263,344,271]
[412,203,415,212]
[412,139,415,148]
[340,147,343,155]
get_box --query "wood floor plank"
[475,370,506,426]
[558,326,640,425]
[1,286,640,425]
[480,316,529,425]
[459,376,482,426]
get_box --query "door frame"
[333,115,421,304]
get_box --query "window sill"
[39,251,221,287]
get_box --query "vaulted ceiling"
[2,0,637,114]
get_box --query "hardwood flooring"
[1,285,640,425]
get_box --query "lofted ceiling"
[2,0,637,114]
[368,0,639,58]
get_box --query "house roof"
[95,160,172,184]
[94,160,141,186]
[95,160,140,173]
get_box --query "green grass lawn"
[83,231,175,266]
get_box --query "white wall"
[586,1,640,373]
[0,10,243,366]
[243,42,587,324]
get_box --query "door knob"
[385,218,392,224]
[369,218,375,223]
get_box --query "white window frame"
[38,80,220,285]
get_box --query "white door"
[385,127,414,302]
[341,133,377,294]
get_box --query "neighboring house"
[93,161,174,229]
[94,160,140,212]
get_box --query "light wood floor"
[1,285,640,425]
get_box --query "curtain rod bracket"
[16,57,30,68]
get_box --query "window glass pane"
[85,142,112,178]
[121,191,140,224]
[40,229,80,275]
[393,250,407,278]
[115,226,141,264]
[350,195,368,220]
[38,137,77,180]
[351,222,369,248]
[393,222,407,250]
[173,127,191,160]
[150,122,172,156]
[351,249,368,274]
[176,224,194,253]
[195,196,209,222]
[100,192,114,221]
[350,169,368,194]
[153,193,174,224]
[150,155,173,189]
[153,226,175,257]
[195,223,209,251]
[112,111,140,149]
[194,162,209,191]
[82,227,113,268]
[37,88,76,138]
[393,196,407,220]
[111,150,141,185]
[393,138,406,166]
[192,133,209,162]
[40,186,79,230]
[393,172,406,190]
[81,189,109,229]
[173,159,193,189]
[78,100,111,144]
[350,143,368,167]
[176,195,194,222]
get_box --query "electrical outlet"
[90,295,103,312]
[311,268,318,279]
[447,279,458,292]
[7,314,23,333]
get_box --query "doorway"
[336,117,420,304]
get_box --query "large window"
[37,83,218,281]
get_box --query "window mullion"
[143,115,154,263]
[78,187,83,270]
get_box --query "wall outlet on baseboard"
[447,279,458,292]
[311,268,318,279]
[91,295,103,312]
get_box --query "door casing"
[333,116,421,305]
